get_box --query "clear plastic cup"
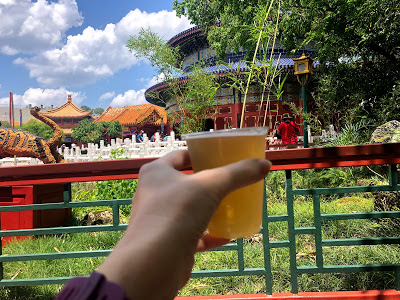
[182,127,268,239]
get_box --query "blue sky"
[0,0,192,110]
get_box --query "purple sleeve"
[54,271,129,300]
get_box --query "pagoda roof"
[168,25,202,48]
[41,95,93,119]
[94,104,167,127]
[145,54,319,106]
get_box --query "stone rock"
[374,191,400,212]
[373,191,400,226]
[370,120,400,143]
[83,209,113,226]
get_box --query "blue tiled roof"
[204,57,297,74]
[168,25,202,47]
[146,56,320,98]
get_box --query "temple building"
[145,26,316,134]
[94,104,168,140]
[41,94,93,145]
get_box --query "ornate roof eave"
[167,22,222,48]
[44,115,93,119]
[94,104,167,126]
[94,106,124,123]
[42,95,94,118]
[168,25,203,47]
[144,62,307,105]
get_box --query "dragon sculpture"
[0,106,65,164]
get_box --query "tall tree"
[173,0,400,131]
[127,28,219,134]
[93,107,105,116]
[80,105,92,112]
[22,119,64,141]
[72,119,122,144]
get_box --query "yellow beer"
[183,127,267,239]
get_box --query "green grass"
[1,167,399,299]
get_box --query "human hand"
[97,150,271,300]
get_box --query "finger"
[193,158,272,200]
[153,150,192,171]
[196,233,230,252]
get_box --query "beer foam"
[182,127,269,140]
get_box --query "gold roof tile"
[41,94,93,118]
[95,104,167,127]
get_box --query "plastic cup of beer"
[182,127,268,239]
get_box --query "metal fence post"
[285,170,298,293]
[262,178,273,294]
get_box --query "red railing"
[1,143,400,300]
[1,143,400,186]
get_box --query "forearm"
[97,225,188,299]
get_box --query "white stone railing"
[0,132,188,167]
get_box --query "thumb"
[192,158,272,201]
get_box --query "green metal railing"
[0,145,399,294]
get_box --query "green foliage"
[93,107,104,116]
[0,120,11,128]
[99,120,123,139]
[322,120,370,147]
[174,0,400,135]
[71,119,122,144]
[173,0,278,60]
[127,28,181,76]
[72,148,136,220]
[168,62,219,134]
[280,0,400,131]
[22,119,64,140]
[127,29,219,134]
[377,81,400,124]
[71,119,102,144]
[293,168,358,190]
[176,0,285,129]
[80,105,91,112]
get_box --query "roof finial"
[67,94,72,102]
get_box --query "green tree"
[127,28,219,134]
[72,119,102,144]
[93,107,104,116]
[0,121,11,128]
[22,119,64,140]
[72,119,122,144]
[80,105,92,112]
[279,0,400,130]
[99,121,123,140]
[173,0,275,60]
[174,0,400,134]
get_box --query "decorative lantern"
[292,53,314,148]
[293,53,314,84]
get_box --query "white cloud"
[0,0,83,54]
[144,73,166,89]
[109,89,147,107]
[0,87,85,107]
[99,91,115,101]
[14,9,192,87]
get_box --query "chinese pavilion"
[94,104,168,140]
[41,94,93,145]
[145,26,316,134]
